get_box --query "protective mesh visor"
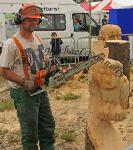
[21,6,42,19]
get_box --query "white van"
[0,0,104,57]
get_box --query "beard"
[22,25,37,33]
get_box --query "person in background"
[72,15,82,31]
[102,14,109,26]
[50,32,63,62]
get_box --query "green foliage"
[0,99,14,112]
[63,92,81,101]
[61,130,75,142]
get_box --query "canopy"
[79,0,133,12]
[111,0,133,9]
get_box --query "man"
[50,32,63,64]
[72,15,82,31]
[102,15,109,26]
[0,3,55,150]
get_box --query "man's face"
[51,34,57,39]
[21,18,40,32]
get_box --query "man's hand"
[44,53,49,66]
[20,78,35,91]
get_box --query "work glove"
[21,79,35,91]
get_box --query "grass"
[63,92,81,101]
[61,130,75,142]
[0,129,8,136]
[55,92,81,101]
[55,95,63,100]
[78,74,88,83]
[0,99,14,112]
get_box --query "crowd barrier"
[42,34,133,66]
[0,34,133,66]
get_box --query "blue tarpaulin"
[109,8,133,34]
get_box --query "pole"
[88,0,91,52]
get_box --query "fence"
[42,36,98,66]
[42,34,133,66]
[0,34,133,66]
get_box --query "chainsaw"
[29,53,105,96]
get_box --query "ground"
[0,73,133,150]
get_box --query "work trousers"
[10,88,55,150]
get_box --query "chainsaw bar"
[48,53,105,88]
[29,53,105,96]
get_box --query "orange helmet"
[20,3,43,20]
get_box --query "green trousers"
[10,88,55,150]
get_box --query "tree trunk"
[105,40,130,80]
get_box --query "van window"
[36,14,66,31]
[72,13,100,35]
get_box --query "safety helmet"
[14,3,43,24]
[21,3,43,19]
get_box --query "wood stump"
[106,40,130,80]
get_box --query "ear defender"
[14,4,43,25]
[38,18,42,25]
[14,9,22,25]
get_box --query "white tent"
[111,0,133,9]
[79,0,133,12]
